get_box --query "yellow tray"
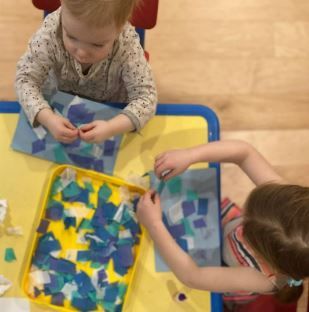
[22,165,146,311]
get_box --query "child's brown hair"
[62,0,140,28]
[243,183,309,303]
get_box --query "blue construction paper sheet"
[151,168,221,272]
[11,91,122,174]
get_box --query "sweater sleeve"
[118,24,157,130]
[15,11,60,126]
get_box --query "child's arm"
[16,40,53,128]
[118,24,157,131]
[36,108,78,143]
[79,24,157,143]
[15,11,78,143]
[137,190,275,293]
[155,140,283,186]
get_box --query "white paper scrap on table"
[0,298,30,312]
[6,226,23,236]
[0,199,8,223]
[0,275,12,296]
[0,199,8,208]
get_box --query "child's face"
[61,5,121,65]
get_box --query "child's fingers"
[59,134,77,144]
[139,193,147,203]
[62,128,78,139]
[155,161,167,174]
[145,189,160,204]
[149,189,157,202]
[155,163,173,179]
[60,120,78,138]
[154,157,166,170]
[155,152,166,162]
[137,195,148,213]
[141,190,156,205]
[63,119,77,131]
[136,196,143,210]
[154,167,163,179]
[153,192,161,204]
[79,129,95,141]
[143,190,154,202]
[79,122,95,132]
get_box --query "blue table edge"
[0,101,219,137]
[0,100,223,311]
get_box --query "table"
[0,101,222,312]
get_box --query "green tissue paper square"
[166,176,182,194]
[5,248,16,262]
[187,189,199,201]
[98,184,112,201]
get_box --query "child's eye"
[67,34,77,41]
[93,44,104,48]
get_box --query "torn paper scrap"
[0,199,8,224]
[29,270,51,286]
[4,248,17,262]
[126,173,149,189]
[0,298,30,312]
[6,226,23,236]
[33,126,47,140]
[0,275,12,296]
[60,167,77,189]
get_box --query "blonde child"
[16,0,157,144]
[137,140,309,307]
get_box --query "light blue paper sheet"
[151,168,221,272]
[11,91,123,174]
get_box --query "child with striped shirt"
[137,140,309,308]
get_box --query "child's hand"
[79,120,113,144]
[137,190,162,229]
[154,149,192,181]
[38,109,78,143]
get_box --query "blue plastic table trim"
[0,101,21,113]
[0,100,222,312]
[135,27,145,47]
[0,101,220,141]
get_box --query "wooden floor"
[1,0,308,309]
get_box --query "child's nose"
[76,48,89,59]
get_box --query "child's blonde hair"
[243,183,309,302]
[62,0,140,28]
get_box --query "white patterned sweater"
[15,8,157,130]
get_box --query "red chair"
[32,0,60,12]
[31,0,159,59]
